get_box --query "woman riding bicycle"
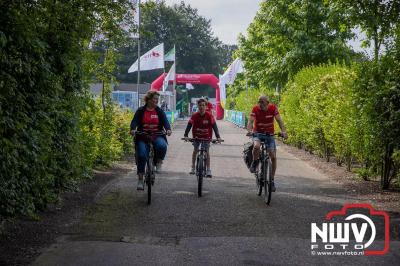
[247,95,287,192]
[183,98,222,177]
[130,91,172,190]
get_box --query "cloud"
[164,0,262,44]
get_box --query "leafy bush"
[280,64,357,162]
[280,58,400,189]
[392,151,400,188]
[0,1,92,218]
[0,1,134,219]
[352,32,400,188]
[226,87,279,116]
[78,94,133,170]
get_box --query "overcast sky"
[164,0,263,45]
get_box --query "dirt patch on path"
[0,157,134,266]
[279,142,400,213]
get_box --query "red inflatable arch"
[151,73,224,120]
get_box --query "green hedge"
[0,1,134,219]
[280,61,400,188]
[280,64,358,163]
[79,96,133,172]
[226,87,279,117]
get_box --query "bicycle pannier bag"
[243,142,253,169]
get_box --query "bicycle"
[135,131,166,205]
[247,133,281,205]
[182,137,223,197]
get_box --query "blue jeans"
[136,137,167,174]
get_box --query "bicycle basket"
[243,142,253,169]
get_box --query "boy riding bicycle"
[247,96,288,191]
[184,98,222,177]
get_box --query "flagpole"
[136,0,141,109]
[172,44,176,111]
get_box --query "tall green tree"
[116,0,233,83]
[330,0,400,60]
[234,0,355,93]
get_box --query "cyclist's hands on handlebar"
[182,137,223,143]
[246,131,288,139]
[211,138,224,144]
[131,130,168,137]
[279,131,288,140]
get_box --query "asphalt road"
[34,120,399,265]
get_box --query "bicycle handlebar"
[135,131,166,136]
[181,137,224,144]
[246,132,283,138]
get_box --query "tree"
[234,0,355,93]
[115,0,234,83]
[330,0,400,60]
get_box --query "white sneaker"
[156,162,162,172]
[137,179,144,190]
[189,166,195,175]
[206,169,212,178]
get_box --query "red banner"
[151,73,223,119]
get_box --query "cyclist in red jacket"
[247,95,287,192]
[204,96,215,117]
[184,98,222,177]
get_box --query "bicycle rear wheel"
[264,159,272,205]
[196,153,203,197]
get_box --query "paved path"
[34,121,399,265]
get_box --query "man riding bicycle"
[247,96,287,192]
[184,98,222,177]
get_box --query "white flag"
[129,0,140,38]
[132,0,140,26]
[219,58,244,108]
[220,58,244,85]
[186,83,194,90]
[163,62,175,92]
[165,46,175,61]
[128,43,164,73]
[219,75,227,108]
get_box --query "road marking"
[173,191,195,195]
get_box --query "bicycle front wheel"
[146,159,153,205]
[257,174,262,196]
[196,153,204,197]
[264,159,272,205]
